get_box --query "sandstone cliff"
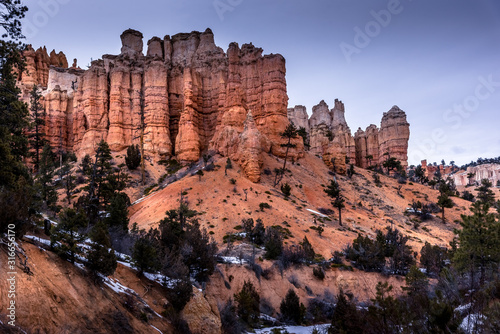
[17,28,301,182]
[288,101,410,172]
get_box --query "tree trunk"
[338,208,342,226]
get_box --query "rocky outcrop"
[287,105,309,133]
[289,101,410,172]
[182,289,222,334]
[18,28,301,182]
[452,164,500,186]
[378,106,410,168]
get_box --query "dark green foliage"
[367,282,402,334]
[264,226,283,260]
[242,218,254,234]
[36,143,58,212]
[402,266,429,297]
[0,1,34,237]
[106,192,130,231]
[347,164,355,178]
[301,236,315,262]
[324,179,345,225]
[280,289,305,324]
[419,242,449,277]
[125,144,141,170]
[274,122,298,186]
[29,85,45,172]
[234,280,260,326]
[165,278,193,312]
[250,218,266,245]
[132,231,161,275]
[345,234,385,272]
[86,222,117,278]
[437,182,454,222]
[196,169,204,181]
[453,202,500,286]
[80,154,91,174]
[329,290,364,334]
[60,160,76,204]
[383,157,403,174]
[259,202,271,211]
[297,126,309,149]
[476,178,495,205]
[51,208,87,263]
[281,182,291,198]
[461,190,475,202]
[219,299,243,334]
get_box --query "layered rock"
[18,28,301,182]
[287,105,309,133]
[378,106,410,168]
[452,164,500,186]
[289,101,410,172]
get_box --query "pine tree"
[324,179,345,225]
[453,202,500,287]
[132,231,161,276]
[475,179,495,206]
[86,221,117,278]
[51,208,87,263]
[281,182,291,198]
[37,143,58,212]
[274,122,298,186]
[234,280,260,326]
[280,289,305,324]
[104,192,129,230]
[329,290,364,334]
[29,84,45,172]
[0,0,33,237]
[60,160,76,204]
[301,236,315,262]
[125,144,141,170]
[437,182,454,222]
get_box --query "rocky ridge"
[18,28,302,182]
[288,101,410,170]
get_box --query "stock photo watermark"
[213,0,243,21]
[410,73,500,163]
[5,224,17,326]
[340,0,410,63]
[23,0,71,39]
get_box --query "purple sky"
[21,0,500,166]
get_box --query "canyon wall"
[452,164,500,186]
[288,102,410,170]
[18,28,303,182]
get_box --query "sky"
[20,0,500,166]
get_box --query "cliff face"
[18,28,301,182]
[288,101,410,172]
[452,164,500,186]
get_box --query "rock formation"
[17,28,302,182]
[452,164,500,186]
[288,101,410,172]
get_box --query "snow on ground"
[306,209,328,218]
[460,313,485,334]
[101,276,134,295]
[220,256,247,264]
[254,324,329,334]
[455,303,471,313]
[23,235,51,247]
[41,213,58,226]
[150,325,163,333]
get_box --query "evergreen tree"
[51,208,87,263]
[86,221,117,278]
[125,144,141,170]
[105,192,130,230]
[132,230,161,276]
[28,84,46,172]
[329,290,364,334]
[453,202,500,287]
[250,218,265,245]
[367,282,402,334]
[324,179,345,225]
[264,226,283,260]
[301,236,315,262]
[280,289,305,324]
[0,0,33,237]
[475,178,495,206]
[437,182,454,222]
[274,122,298,186]
[234,280,260,326]
[281,182,291,198]
[36,143,58,212]
[419,242,449,277]
[60,160,76,205]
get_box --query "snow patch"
[220,256,247,264]
[254,324,330,334]
[24,235,51,246]
[306,209,328,218]
[460,313,485,333]
[150,325,163,333]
